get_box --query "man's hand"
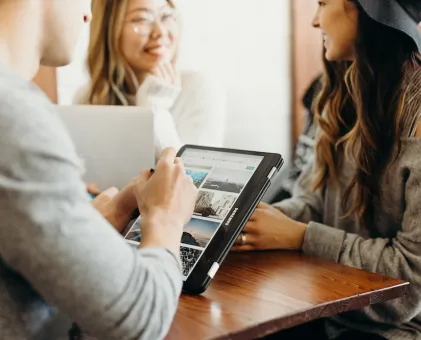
[86,183,101,196]
[92,177,145,233]
[134,147,198,256]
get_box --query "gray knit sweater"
[274,69,421,339]
[0,64,182,338]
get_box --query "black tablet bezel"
[178,145,283,294]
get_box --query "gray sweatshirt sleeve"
[273,160,324,223]
[276,155,421,323]
[0,84,182,339]
[301,163,421,324]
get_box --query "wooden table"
[167,251,408,340]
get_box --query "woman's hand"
[232,202,307,252]
[151,62,180,86]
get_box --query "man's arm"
[0,88,182,340]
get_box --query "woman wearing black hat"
[234,0,421,339]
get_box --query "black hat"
[397,0,421,22]
[357,0,421,51]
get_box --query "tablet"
[122,145,283,294]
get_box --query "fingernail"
[103,187,119,198]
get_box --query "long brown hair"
[86,0,177,106]
[313,0,421,230]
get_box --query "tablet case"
[180,147,283,295]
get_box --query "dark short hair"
[397,0,421,22]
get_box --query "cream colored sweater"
[74,71,226,155]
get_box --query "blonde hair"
[86,0,177,106]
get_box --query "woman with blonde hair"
[75,0,226,155]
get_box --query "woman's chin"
[129,53,175,74]
[324,49,337,62]
[132,60,161,73]
[324,46,355,62]
[144,51,173,63]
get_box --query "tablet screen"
[123,148,264,279]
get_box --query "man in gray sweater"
[0,1,198,339]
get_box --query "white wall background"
[57,0,292,159]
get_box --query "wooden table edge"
[211,281,409,340]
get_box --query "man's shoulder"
[0,69,53,125]
[0,69,81,172]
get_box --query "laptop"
[56,105,155,190]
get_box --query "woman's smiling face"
[312,0,359,61]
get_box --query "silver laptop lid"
[57,104,155,190]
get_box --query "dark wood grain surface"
[167,251,408,340]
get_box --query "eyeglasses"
[125,10,177,36]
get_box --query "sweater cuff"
[302,222,346,262]
[136,75,181,109]
[138,246,182,272]
[273,199,307,221]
